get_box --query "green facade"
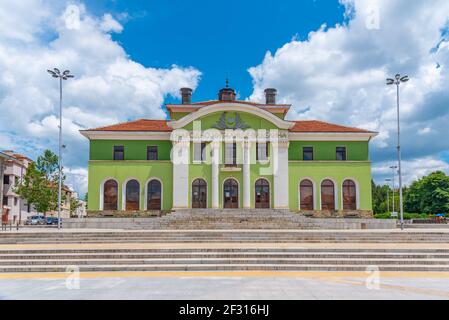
[84,106,375,212]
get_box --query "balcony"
[220,164,242,172]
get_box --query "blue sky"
[85,0,346,103]
[1,0,449,196]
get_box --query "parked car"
[46,217,61,225]
[25,215,46,225]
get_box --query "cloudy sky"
[0,0,448,196]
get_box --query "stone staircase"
[3,229,449,272]
[2,247,449,272]
[64,209,395,230]
[3,230,449,244]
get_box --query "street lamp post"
[47,68,74,230]
[390,165,397,219]
[387,74,409,230]
[385,178,391,214]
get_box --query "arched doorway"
[342,180,357,210]
[255,179,270,208]
[125,179,140,211]
[321,179,335,210]
[103,179,118,210]
[147,180,162,210]
[300,179,314,210]
[223,178,239,209]
[192,179,207,208]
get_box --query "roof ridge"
[290,119,376,133]
[83,118,169,131]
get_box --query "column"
[243,141,251,209]
[172,140,190,209]
[211,141,220,208]
[273,138,290,209]
[0,159,4,215]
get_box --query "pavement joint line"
[320,277,449,298]
[2,271,449,280]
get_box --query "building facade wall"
[88,160,173,211]
[87,143,372,211]
[288,161,372,211]
[85,109,375,212]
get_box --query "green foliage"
[69,197,81,216]
[36,149,60,180]
[404,171,449,214]
[15,149,65,215]
[371,180,389,214]
[374,212,431,220]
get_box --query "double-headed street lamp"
[47,68,74,230]
[387,74,409,230]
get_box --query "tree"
[405,171,449,214]
[36,150,59,181]
[372,180,389,214]
[70,197,81,216]
[15,150,65,215]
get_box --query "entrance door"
[255,179,270,208]
[147,180,162,210]
[223,178,239,209]
[192,179,207,208]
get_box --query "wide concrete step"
[3,231,449,237]
[3,252,449,259]
[3,248,449,254]
[3,245,449,272]
[3,258,449,266]
[3,264,449,272]
[4,239,449,245]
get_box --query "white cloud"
[248,0,449,182]
[65,166,88,198]
[373,157,449,186]
[100,14,123,33]
[418,127,431,135]
[0,1,201,196]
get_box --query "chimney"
[218,79,236,101]
[180,88,193,104]
[264,88,277,104]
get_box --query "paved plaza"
[2,228,449,299]
[1,271,449,299]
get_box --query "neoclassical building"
[81,84,377,215]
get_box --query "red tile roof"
[289,120,373,133]
[85,119,172,132]
[84,118,373,134]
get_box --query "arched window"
[147,180,162,210]
[300,180,314,210]
[125,180,140,211]
[103,180,118,210]
[192,179,207,208]
[321,179,335,210]
[223,178,239,209]
[343,180,357,210]
[255,179,270,208]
